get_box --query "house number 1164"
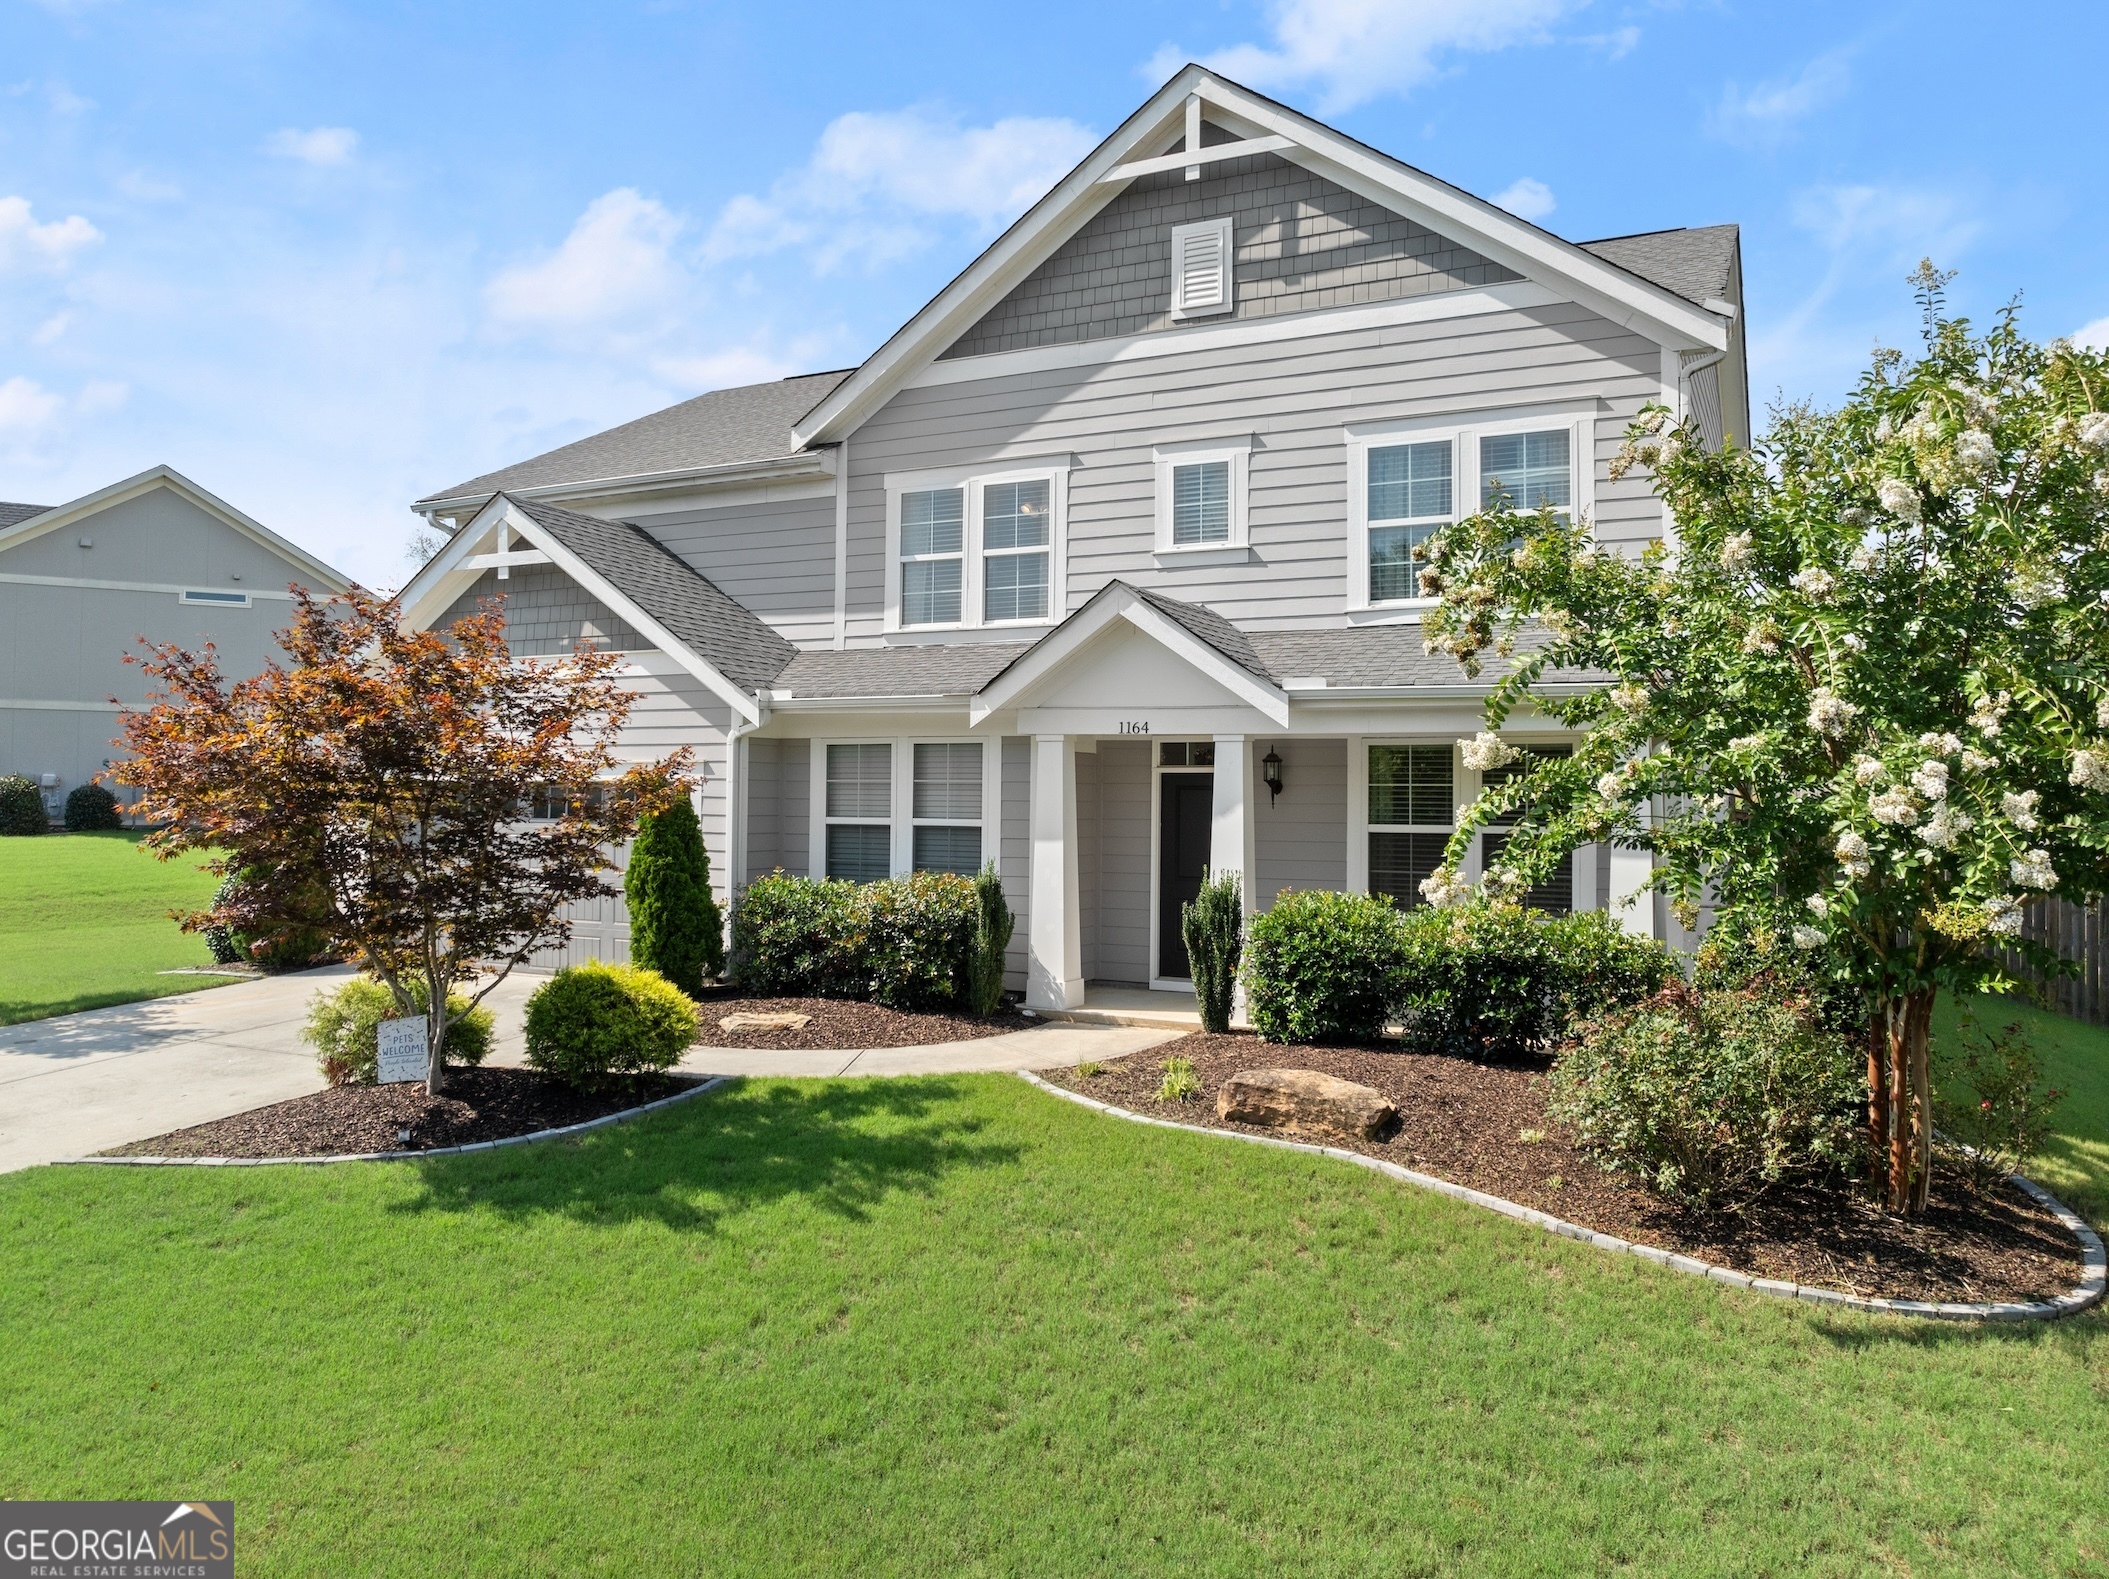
[1118,721,1151,734]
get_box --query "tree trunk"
[1865,1018,1889,1187]
[1878,989,1937,1213]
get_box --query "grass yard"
[4,1038,2106,1576]
[0,830,238,1024]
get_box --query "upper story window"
[887,463,1068,632]
[1169,217,1234,320]
[1153,437,1251,560]
[1346,407,1591,611]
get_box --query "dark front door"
[1158,772,1214,978]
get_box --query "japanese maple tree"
[119,586,690,1093]
[1419,266,2109,1213]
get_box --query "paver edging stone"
[49,1077,731,1168]
[1017,1069,2107,1324]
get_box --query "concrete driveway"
[0,969,1177,1172]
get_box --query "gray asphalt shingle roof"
[419,370,854,506]
[506,495,797,692]
[1131,585,1274,681]
[1578,225,1739,309]
[1247,624,1603,688]
[775,642,1034,699]
[0,501,52,531]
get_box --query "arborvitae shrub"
[1181,871,1243,1034]
[624,798,724,996]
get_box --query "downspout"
[831,438,849,650]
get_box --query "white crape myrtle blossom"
[1729,733,1767,753]
[1960,748,1995,774]
[1956,428,1997,469]
[1849,544,1880,573]
[1878,478,1922,523]
[1910,759,1950,800]
[1918,731,1964,755]
[1835,831,1874,880]
[1805,893,1827,915]
[1790,566,1838,599]
[1742,624,1781,655]
[2080,411,2109,450]
[2071,748,2109,793]
[1985,895,2026,937]
[1719,531,1755,570]
[2098,698,2109,729]
[2003,789,2041,831]
[1792,924,1825,950]
[1460,731,1521,772]
[1595,771,1625,802]
[1870,787,1921,826]
[1918,802,1972,851]
[1853,754,1885,785]
[1807,687,1861,738]
[1418,870,1471,908]
[1843,633,1867,652]
[1608,683,1649,714]
[1969,691,2011,736]
[2011,848,2060,890]
[2012,564,2067,609]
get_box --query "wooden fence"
[1990,897,2107,1026]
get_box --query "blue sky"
[3,0,2106,589]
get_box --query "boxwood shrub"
[1242,889,1409,1044]
[524,960,700,1089]
[300,975,494,1085]
[0,775,45,836]
[730,870,981,1012]
[63,783,124,831]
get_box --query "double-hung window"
[888,465,1066,631]
[911,742,984,874]
[825,743,893,881]
[1478,745,1575,912]
[1365,744,1454,909]
[899,488,965,627]
[982,480,1049,622]
[1349,410,1588,609]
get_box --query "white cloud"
[1493,177,1555,221]
[1790,184,1978,260]
[31,311,70,345]
[1149,0,1580,114]
[265,126,360,167]
[705,107,1096,272]
[0,195,103,273]
[486,188,686,329]
[0,376,64,434]
[1581,25,1640,61]
[2073,317,2109,351]
[1710,50,1851,148]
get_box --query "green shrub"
[1182,871,1244,1035]
[1551,982,1865,1214]
[730,872,867,997]
[208,867,333,971]
[63,783,123,831]
[730,870,980,1011]
[969,863,1015,1017]
[0,775,45,835]
[624,798,723,996]
[301,975,494,1085]
[1242,889,1408,1045]
[524,960,699,1089]
[1933,1013,2065,1193]
[1397,901,1674,1061]
[1695,918,1867,1039]
[862,871,979,1011]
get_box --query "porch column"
[1210,734,1257,915]
[1606,802,1656,940]
[1027,733,1083,1010]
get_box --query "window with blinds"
[1480,429,1572,513]
[899,487,964,626]
[1367,744,1453,910]
[825,743,892,882]
[1479,745,1575,912]
[1171,460,1232,545]
[1169,217,1234,318]
[912,742,983,876]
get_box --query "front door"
[1157,772,1214,979]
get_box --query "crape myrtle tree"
[1415,266,2109,1214]
[120,587,691,1095]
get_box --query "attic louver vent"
[1170,217,1234,320]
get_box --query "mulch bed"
[691,991,1035,1050]
[101,1065,705,1159]
[1042,1034,2084,1305]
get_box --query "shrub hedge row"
[730,870,997,1012]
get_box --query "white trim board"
[906,282,1562,391]
[0,572,299,599]
[0,698,124,712]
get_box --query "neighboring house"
[0,465,351,820]
[400,66,1749,1000]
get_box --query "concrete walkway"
[0,968,1181,1172]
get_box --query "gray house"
[400,66,1749,1004]
[0,465,351,819]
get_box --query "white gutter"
[414,450,832,518]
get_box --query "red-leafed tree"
[119,587,690,1093]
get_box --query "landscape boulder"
[717,1010,812,1034]
[1216,1068,1399,1142]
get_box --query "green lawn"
[0,830,241,1024]
[5,1054,2106,1576]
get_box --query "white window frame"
[1153,435,1252,563]
[884,460,1070,634]
[1169,216,1235,321]
[809,735,999,879]
[180,588,252,608]
[1345,401,1596,613]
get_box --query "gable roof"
[1131,586,1272,682]
[1579,226,1739,309]
[0,501,51,530]
[416,370,853,512]
[794,64,1730,448]
[0,465,350,592]
[503,496,797,691]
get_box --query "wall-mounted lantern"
[1262,746,1284,804]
